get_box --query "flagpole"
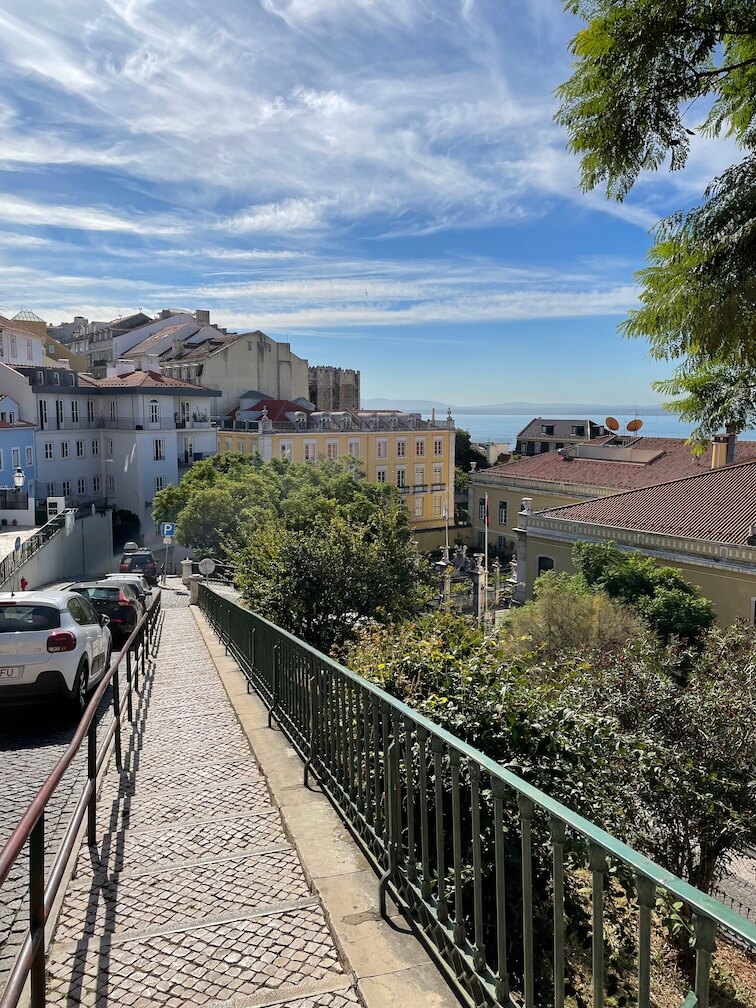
[484,492,489,616]
[444,497,449,554]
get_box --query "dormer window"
[571,425,585,437]
[541,424,554,435]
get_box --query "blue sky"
[0,0,738,404]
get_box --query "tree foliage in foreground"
[557,2,756,435]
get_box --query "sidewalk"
[44,585,360,1007]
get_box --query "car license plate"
[0,666,22,679]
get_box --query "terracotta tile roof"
[87,370,214,392]
[485,436,756,491]
[539,458,756,546]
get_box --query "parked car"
[0,590,112,713]
[103,573,152,603]
[68,582,144,647]
[119,549,158,585]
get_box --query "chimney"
[520,497,533,515]
[195,309,210,326]
[160,309,172,320]
[726,431,736,464]
[711,435,730,469]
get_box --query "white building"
[0,315,47,369]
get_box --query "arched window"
[148,399,160,424]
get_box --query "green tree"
[556,2,756,423]
[235,508,430,651]
[455,428,488,473]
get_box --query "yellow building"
[513,452,756,625]
[217,396,456,547]
[469,433,756,560]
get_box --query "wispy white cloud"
[0,194,184,235]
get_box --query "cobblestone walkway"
[45,586,360,1008]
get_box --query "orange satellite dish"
[605,416,620,432]
[627,418,644,432]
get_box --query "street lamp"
[12,468,25,491]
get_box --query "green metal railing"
[198,584,756,1008]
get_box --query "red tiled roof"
[88,370,212,391]
[227,399,312,422]
[485,436,756,491]
[540,458,756,546]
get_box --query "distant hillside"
[362,398,666,416]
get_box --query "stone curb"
[190,606,460,1008]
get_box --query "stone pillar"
[181,558,193,586]
[188,574,203,605]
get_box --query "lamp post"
[13,467,25,492]
[104,458,114,510]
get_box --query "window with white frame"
[71,400,79,422]
[433,437,443,456]
[149,400,159,424]
[396,439,406,458]
[60,442,69,459]
[91,439,100,456]
[414,465,424,486]
[154,475,166,493]
[153,439,165,461]
[107,439,113,455]
[9,335,16,356]
[376,467,387,483]
[77,478,86,495]
[44,442,53,460]
[396,467,406,487]
[498,535,508,549]
[25,446,32,465]
[107,475,114,493]
[432,496,442,517]
[280,442,293,460]
[26,339,33,361]
[478,497,486,521]
[11,448,20,468]
[87,400,95,423]
[93,476,101,494]
[416,438,425,457]
[498,501,508,525]
[326,441,338,459]
[62,480,71,497]
[304,441,317,461]
[55,400,64,425]
[347,439,360,457]
[432,464,443,484]
[414,496,424,518]
[377,439,388,459]
[46,482,55,496]
[237,440,245,452]
[110,401,117,420]
[250,440,258,453]
[224,438,232,451]
[76,440,84,457]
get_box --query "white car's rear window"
[0,604,61,632]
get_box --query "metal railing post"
[268,644,280,729]
[86,721,97,846]
[112,664,122,771]
[29,815,45,1008]
[125,649,133,722]
[304,666,317,788]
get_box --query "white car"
[0,591,112,713]
[102,573,152,601]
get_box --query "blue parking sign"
[160,521,176,537]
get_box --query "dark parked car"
[119,549,158,585]
[68,582,145,646]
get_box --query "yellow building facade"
[218,422,456,544]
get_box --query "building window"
[11,448,20,468]
[414,465,424,486]
[540,442,549,453]
[71,401,79,423]
[107,439,113,456]
[377,439,388,459]
[62,480,71,497]
[237,440,245,452]
[44,442,53,460]
[498,501,507,525]
[348,439,360,457]
[432,496,442,517]
[25,446,33,466]
[432,464,443,484]
[326,441,338,459]
[93,476,101,494]
[414,496,424,518]
[433,438,443,456]
[396,439,406,458]
[87,400,95,423]
[376,467,387,483]
[53,373,60,385]
[91,440,99,456]
[571,425,585,437]
[60,442,69,459]
[224,438,232,451]
[396,467,406,487]
[415,438,425,457]
[107,475,114,494]
[304,441,316,461]
[154,476,166,493]
[153,439,165,461]
[478,497,486,521]
[56,400,64,425]
[498,535,508,549]
[9,335,16,356]
[26,339,33,361]
[46,482,55,497]
[77,478,86,495]
[280,442,293,460]
[537,556,555,576]
[76,440,84,457]
[541,424,554,435]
